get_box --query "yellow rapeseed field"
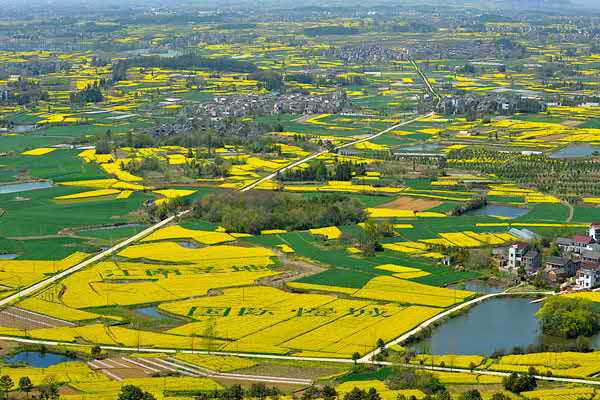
[21,147,56,156]
[309,226,343,240]
[142,225,235,245]
[54,188,121,200]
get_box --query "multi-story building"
[576,262,600,289]
[501,243,541,275]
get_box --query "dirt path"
[564,200,574,223]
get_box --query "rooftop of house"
[582,250,600,259]
[545,256,571,267]
[573,235,594,244]
[556,237,573,245]
[579,261,600,271]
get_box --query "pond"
[0,181,54,194]
[135,306,162,318]
[401,144,442,153]
[178,240,199,249]
[4,351,72,368]
[471,204,529,219]
[550,144,600,159]
[11,125,36,133]
[410,297,600,355]
[0,254,18,260]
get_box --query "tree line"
[191,191,367,234]
[111,54,259,82]
[279,160,367,182]
[536,296,600,339]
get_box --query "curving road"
[359,289,554,363]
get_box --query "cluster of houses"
[493,223,600,290]
[192,91,351,120]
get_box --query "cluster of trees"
[390,22,437,33]
[450,197,487,216]
[386,367,445,395]
[0,78,49,105]
[304,26,359,36]
[279,160,367,182]
[183,157,231,179]
[111,54,259,82]
[536,296,600,339]
[172,383,280,400]
[118,384,156,400]
[0,60,67,79]
[125,157,162,174]
[301,385,338,400]
[250,71,284,92]
[494,37,528,59]
[70,82,104,104]
[0,374,57,400]
[447,147,600,198]
[192,191,366,234]
[342,220,394,256]
[502,372,537,393]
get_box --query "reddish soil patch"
[377,196,442,211]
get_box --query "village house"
[497,243,541,275]
[589,223,600,241]
[575,262,600,289]
[580,249,600,264]
[556,235,595,254]
[543,256,578,286]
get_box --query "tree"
[460,390,482,400]
[435,390,451,400]
[118,384,156,400]
[95,139,112,155]
[302,386,321,400]
[18,376,33,398]
[344,387,381,400]
[536,297,600,338]
[367,388,381,400]
[352,352,361,365]
[503,373,537,393]
[386,367,445,394]
[91,345,102,358]
[0,375,13,400]
[322,385,338,400]
[40,377,60,400]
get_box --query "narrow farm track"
[409,57,440,100]
[3,73,592,386]
[240,112,434,192]
[0,112,431,310]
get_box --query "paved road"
[0,335,598,386]
[360,289,554,363]
[409,57,440,100]
[240,113,433,192]
[0,210,189,308]
[0,112,431,308]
